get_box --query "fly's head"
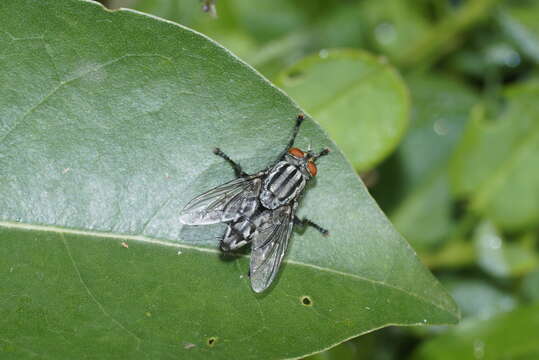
[285,147,330,179]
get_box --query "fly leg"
[313,148,330,160]
[294,216,329,236]
[213,147,248,178]
[286,113,305,150]
[276,114,305,160]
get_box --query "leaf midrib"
[0,220,457,318]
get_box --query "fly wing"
[180,175,262,225]
[249,205,295,293]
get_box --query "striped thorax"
[260,148,316,209]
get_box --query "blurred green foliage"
[276,49,410,171]
[107,0,539,358]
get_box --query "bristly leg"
[277,114,305,160]
[313,148,330,160]
[213,147,247,178]
[294,216,329,236]
[287,113,305,150]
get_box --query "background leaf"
[374,73,478,252]
[449,80,539,231]
[276,49,410,171]
[0,0,456,359]
[474,221,539,278]
[358,0,432,63]
[498,0,539,64]
[447,278,516,320]
[521,270,539,302]
[412,302,539,360]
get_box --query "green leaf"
[358,0,431,62]
[392,74,478,187]
[374,74,478,251]
[353,0,516,78]
[275,49,410,171]
[0,1,457,359]
[447,279,516,320]
[412,302,539,360]
[407,276,517,339]
[449,81,539,231]
[398,0,501,67]
[521,270,539,302]
[474,221,539,278]
[498,0,539,63]
[391,172,454,250]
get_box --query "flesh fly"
[180,114,329,292]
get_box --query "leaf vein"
[60,233,144,351]
[0,53,172,144]
[2,221,456,318]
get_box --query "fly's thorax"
[259,161,308,209]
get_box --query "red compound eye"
[307,161,317,176]
[288,147,305,158]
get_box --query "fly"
[180,114,330,293]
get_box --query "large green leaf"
[449,81,539,231]
[412,302,539,360]
[275,49,410,171]
[0,1,457,359]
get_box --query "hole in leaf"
[301,296,312,306]
[207,337,217,347]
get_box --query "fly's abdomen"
[260,162,306,209]
[221,218,255,251]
